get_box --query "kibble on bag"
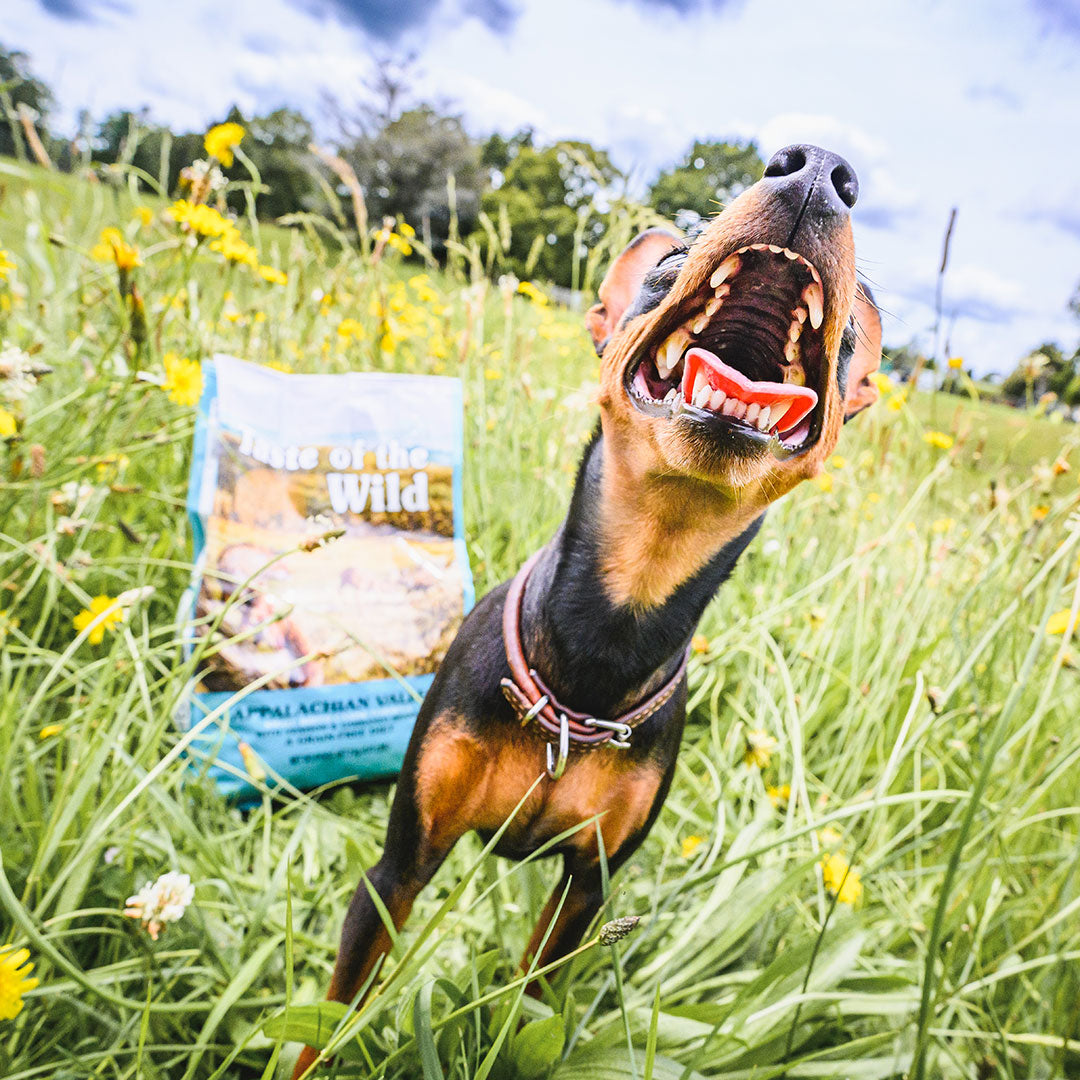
[178,355,473,797]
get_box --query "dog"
[292,143,883,1076]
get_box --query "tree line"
[0,44,761,291]
[3,42,1077,396]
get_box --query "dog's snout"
[761,144,859,221]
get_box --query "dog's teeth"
[714,283,731,300]
[783,248,799,260]
[784,339,801,365]
[768,244,783,254]
[692,313,709,334]
[693,382,711,408]
[793,306,808,325]
[802,282,824,329]
[663,386,677,403]
[709,388,726,410]
[733,399,747,420]
[771,398,791,427]
[785,366,806,386]
[788,321,802,343]
[721,397,739,417]
[656,328,690,378]
[705,295,723,317]
[710,254,741,288]
[746,402,760,424]
[757,405,771,430]
[690,368,708,402]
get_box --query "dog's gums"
[624,244,826,451]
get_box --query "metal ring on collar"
[546,713,569,780]
[584,717,633,747]
[523,694,550,723]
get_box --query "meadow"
[1,152,1079,1080]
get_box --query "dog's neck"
[520,427,763,720]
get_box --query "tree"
[474,139,623,287]
[648,139,763,228]
[0,43,54,161]
[339,105,484,252]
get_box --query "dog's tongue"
[683,347,818,433]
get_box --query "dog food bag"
[178,354,473,797]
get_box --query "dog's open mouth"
[625,244,827,453]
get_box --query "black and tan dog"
[293,143,882,1075]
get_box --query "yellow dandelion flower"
[91,227,141,270]
[517,280,549,305]
[869,371,894,393]
[0,408,15,438]
[820,852,862,905]
[485,368,502,381]
[204,122,245,167]
[1031,505,1050,523]
[887,394,905,412]
[691,633,709,654]
[38,724,64,739]
[947,356,964,370]
[337,318,366,341]
[744,728,778,769]
[0,945,38,1021]
[398,221,416,238]
[767,783,791,809]
[258,265,287,285]
[134,206,154,227]
[168,200,233,239]
[0,249,14,281]
[830,455,847,470]
[923,430,954,451]
[162,353,203,407]
[1053,456,1070,476]
[1046,610,1076,636]
[72,595,124,645]
[680,834,704,859]
[815,472,834,492]
[209,231,258,268]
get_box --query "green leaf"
[262,1003,365,1061]
[414,981,445,1080]
[513,1014,566,1080]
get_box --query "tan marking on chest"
[414,720,663,864]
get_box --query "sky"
[4,0,1079,375]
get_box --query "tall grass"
[1,155,1079,1079]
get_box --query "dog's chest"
[415,723,663,862]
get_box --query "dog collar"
[500,548,690,778]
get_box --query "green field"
[2,158,1080,1079]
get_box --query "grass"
[2,156,1080,1079]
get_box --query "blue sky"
[5,0,1079,374]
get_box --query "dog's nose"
[761,144,859,221]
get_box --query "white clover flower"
[123,871,195,940]
[179,158,227,195]
[52,481,96,515]
[0,345,40,403]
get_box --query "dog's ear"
[586,228,682,351]
[843,282,883,419]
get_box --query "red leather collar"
[499,549,690,750]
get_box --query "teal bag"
[179,355,473,798]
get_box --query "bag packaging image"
[179,354,473,797]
